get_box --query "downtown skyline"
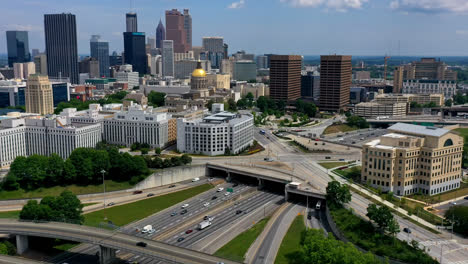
[0,0,468,56]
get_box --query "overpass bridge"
[0,219,237,264]
[0,255,45,264]
[206,162,326,201]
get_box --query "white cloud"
[280,0,368,11]
[456,30,468,36]
[390,0,468,13]
[228,0,245,9]
[0,24,42,32]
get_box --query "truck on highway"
[198,220,212,230]
[141,225,153,234]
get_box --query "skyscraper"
[44,14,79,84]
[147,36,156,50]
[269,55,302,102]
[162,40,174,77]
[25,75,54,115]
[90,35,110,77]
[202,37,224,53]
[319,55,352,112]
[183,9,192,51]
[34,54,47,75]
[166,9,187,53]
[126,12,138,32]
[124,32,147,74]
[156,19,166,49]
[6,31,31,67]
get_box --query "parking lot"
[325,128,388,147]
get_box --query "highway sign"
[227,188,233,193]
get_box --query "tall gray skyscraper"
[162,40,174,77]
[202,37,224,53]
[183,9,192,51]
[126,12,138,32]
[90,35,110,77]
[6,31,31,67]
[156,19,166,49]
[44,13,79,84]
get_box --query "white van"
[316,201,321,210]
[192,177,200,182]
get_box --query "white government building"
[103,104,169,148]
[0,113,101,167]
[177,105,254,156]
[402,79,456,99]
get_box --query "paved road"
[251,203,303,264]
[52,183,253,264]
[0,255,45,264]
[325,128,388,147]
[435,197,468,213]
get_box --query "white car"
[204,202,210,207]
[217,187,224,192]
[181,203,189,209]
[224,192,230,196]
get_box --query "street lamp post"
[101,169,107,219]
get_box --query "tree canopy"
[346,115,369,129]
[445,205,468,236]
[147,91,166,107]
[366,204,400,236]
[20,190,84,224]
[326,180,351,208]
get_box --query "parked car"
[136,242,147,247]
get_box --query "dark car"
[170,212,177,216]
[133,190,143,195]
[180,209,188,215]
[236,210,243,215]
[185,229,193,234]
[136,242,147,247]
[147,193,155,197]
[211,196,218,200]
[107,202,115,206]
[465,196,468,200]
[177,237,185,242]
[403,227,412,233]
[168,184,176,188]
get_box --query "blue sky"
[1,0,468,56]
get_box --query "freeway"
[53,183,253,264]
[0,219,238,264]
[0,255,45,264]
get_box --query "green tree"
[325,181,351,208]
[445,205,468,236]
[228,98,238,112]
[63,159,77,184]
[170,156,183,166]
[366,204,398,234]
[46,154,65,186]
[445,99,453,107]
[246,92,254,101]
[290,229,379,264]
[154,147,162,155]
[346,115,369,129]
[180,154,192,165]
[292,113,298,122]
[147,91,166,107]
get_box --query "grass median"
[275,215,306,264]
[318,162,350,169]
[84,184,213,227]
[214,217,270,262]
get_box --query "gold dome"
[192,68,206,77]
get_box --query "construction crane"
[384,56,391,81]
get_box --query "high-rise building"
[162,40,174,77]
[109,51,123,67]
[183,9,192,51]
[393,66,404,93]
[147,36,156,50]
[79,57,100,78]
[13,62,35,80]
[269,55,302,102]
[31,49,40,58]
[123,32,147,74]
[165,9,188,53]
[25,75,54,115]
[34,54,48,75]
[90,35,110,78]
[233,60,257,82]
[202,37,224,53]
[223,44,229,59]
[126,12,138,32]
[256,55,268,69]
[44,14,79,84]
[319,55,352,112]
[156,19,166,49]
[6,31,31,67]
[301,72,319,98]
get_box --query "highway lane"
[52,183,253,264]
[121,192,284,264]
